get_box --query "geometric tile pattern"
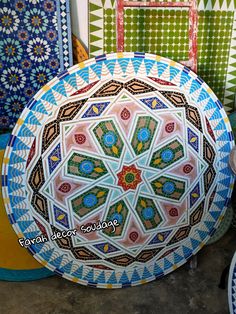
[0,0,73,131]
[224,12,236,112]
[150,139,184,170]
[2,53,234,288]
[151,176,186,201]
[229,252,236,314]
[89,0,236,113]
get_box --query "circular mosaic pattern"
[2,53,234,288]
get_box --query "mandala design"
[117,165,142,191]
[2,53,234,288]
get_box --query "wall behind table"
[84,0,236,113]
[70,0,89,48]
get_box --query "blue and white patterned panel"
[0,0,73,131]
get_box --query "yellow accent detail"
[207,88,213,93]
[219,215,224,221]
[137,142,143,152]
[199,243,205,249]
[224,117,229,123]
[103,244,109,252]
[17,118,24,125]
[156,55,161,61]
[191,193,199,198]
[42,85,50,92]
[153,158,161,165]
[50,156,59,161]
[17,233,24,238]
[97,191,105,198]
[92,105,99,114]
[140,200,147,208]
[117,52,124,58]
[170,61,176,67]
[41,261,48,267]
[117,203,122,213]
[230,183,234,190]
[3,158,9,164]
[112,145,118,155]
[141,279,146,284]
[57,214,65,221]
[94,167,103,173]
[107,284,113,289]
[152,99,157,108]
[157,234,164,242]
[173,265,177,270]
[72,277,79,283]
[190,137,197,143]
[154,182,162,188]
[79,62,85,69]
[3,197,10,204]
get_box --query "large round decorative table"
[2,53,234,288]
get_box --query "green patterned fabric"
[89,0,236,113]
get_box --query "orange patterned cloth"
[72,34,89,63]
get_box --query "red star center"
[117,164,142,191]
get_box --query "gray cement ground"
[0,228,235,314]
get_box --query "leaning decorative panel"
[0,0,73,131]
[89,0,236,113]
[2,53,234,288]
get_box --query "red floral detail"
[74,133,86,144]
[58,182,71,193]
[120,108,131,120]
[165,122,175,133]
[148,77,176,86]
[169,208,178,217]
[183,164,193,174]
[117,164,142,191]
[71,81,99,96]
[26,138,36,168]
[205,117,216,142]
[129,231,139,242]
[34,218,48,238]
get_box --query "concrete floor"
[0,229,235,314]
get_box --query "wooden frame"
[116,0,198,72]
